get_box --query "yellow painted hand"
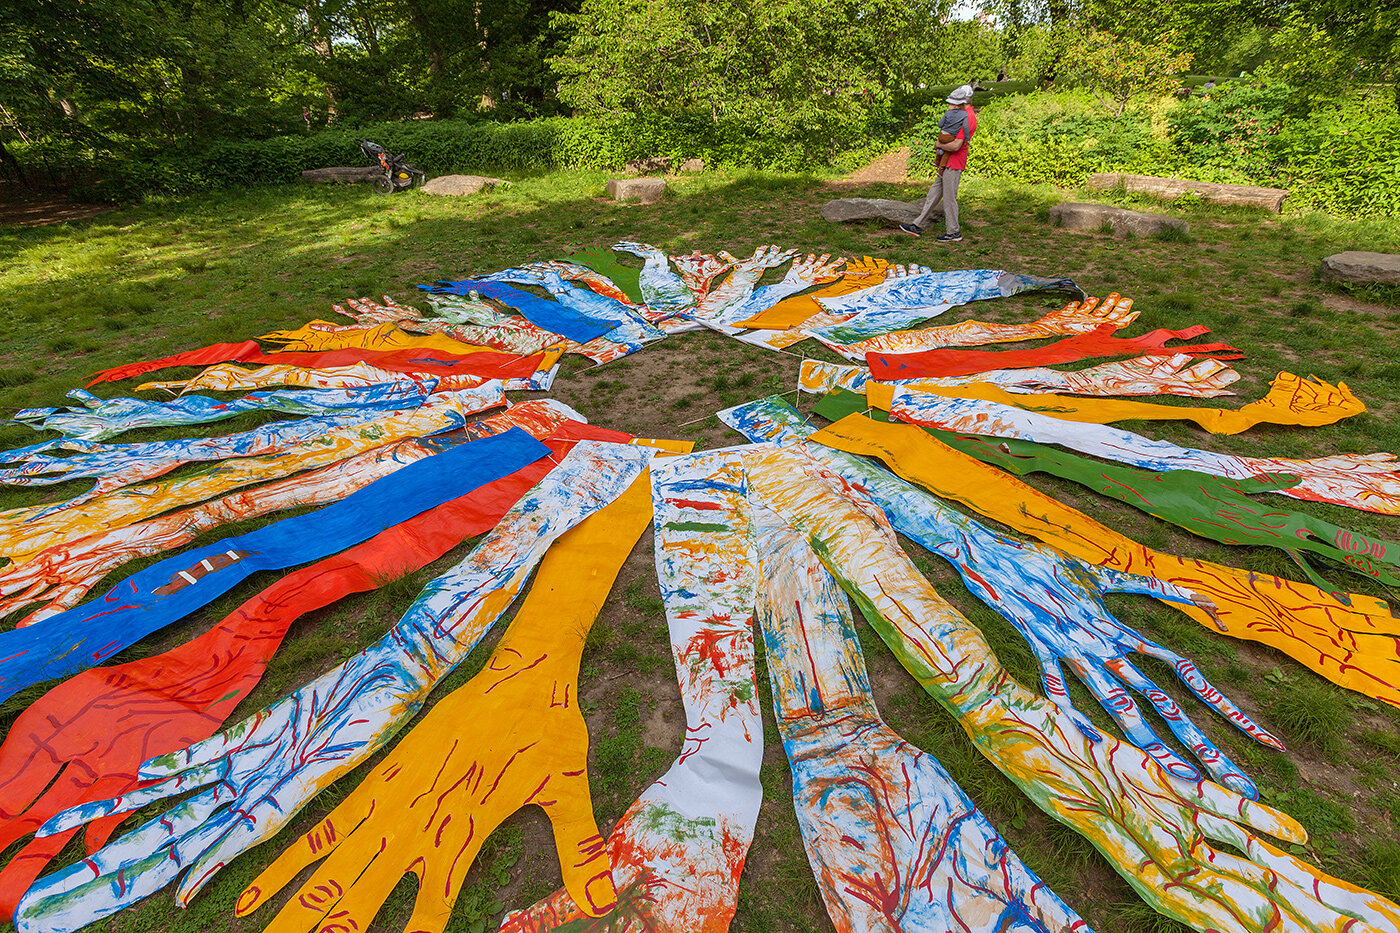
[234,476,654,933]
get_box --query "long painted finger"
[1183,774,1305,844]
[1067,658,1201,784]
[1033,655,1102,743]
[1130,637,1284,750]
[39,757,225,835]
[1106,656,1258,799]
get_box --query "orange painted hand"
[738,256,894,331]
[232,479,654,933]
[1032,292,1139,334]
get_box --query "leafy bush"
[64,110,859,200]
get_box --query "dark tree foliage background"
[0,0,1395,188]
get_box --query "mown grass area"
[2,166,1400,933]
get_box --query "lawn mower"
[359,140,426,193]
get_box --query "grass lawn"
[3,167,1400,933]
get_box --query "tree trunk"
[305,0,341,120]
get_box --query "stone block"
[419,174,504,196]
[607,177,666,204]
[1087,173,1288,212]
[1049,202,1188,237]
[679,158,705,173]
[1321,251,1400,287]
[624,157,674,176]
[820,197,937,225]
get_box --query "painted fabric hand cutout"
[866,371,1365,435]
[716,254,845,327]
[726,399,1277,798]
[135,361,483,394]
[889,387,1400,515]
[738,255,892,331]
[818,293,1140,359]
[478,265,667,359]
[12,383,440,442]
[504,448,765,932]
[751,499,1091,933]
[805,413,1400,709]
[0,437,568,914]
[233,474,653,933]
[87,339,560,386]
[261,320,496,355]
[420,278,621,343]
[693,246,798,321]
[798,355,1243,399]
[15,442,656,933]
[0,397,578,566]
[867,324,1243,381]
[613,241,697,326]
[0,428,553,706]
[330,294,431,325]
[815,389,1400,595]
[809,270,1083,345]
[745,443,1400,933]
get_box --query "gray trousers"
[914,168,961,232]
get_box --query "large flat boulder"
[607,177,666,204]
[420,174,504,196]
[1321,251,1400,287]
[624,157,674,176]
[301,166,380,184]
[1087,173,1287,213]
[821,197,938,225]
[1049,202,1188,237]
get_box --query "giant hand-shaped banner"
[504,448,764,932]
[725,398,1276,797]
[738,255,892,330]
[868,324,1242,380]
[233,474,652,933]
[420,278,621,343]
[12,383,441,441]
[261,320,496,355]
[15,441,656,933]
[87,338,561,386]
[799,354,1242,398]
[477,266,668,360]
[889,387,1400,515]
[809,270,1083,344]
[691,246,797,321]
[0,428,553,705]
[744,444,1400,933]
[0,434,569,913]
[716,254,845,327]
[613,242,697,327]
[815,389,1400,595]
[752,501,1091,933]
[865,371,1365,435]
[817,293,1140,359]
[805,413,1400,709]
[135,361,484,394]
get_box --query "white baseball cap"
[946,85,974,105]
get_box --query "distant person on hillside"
[901,84,976,242]
[996,68,1008,82]
[1201,78,1217,92]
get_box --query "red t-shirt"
[945,107,976,172]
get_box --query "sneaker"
[898,222,922,237]
[935,230,963,242]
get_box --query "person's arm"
[939,129,965,153]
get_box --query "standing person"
[901,85,976,242]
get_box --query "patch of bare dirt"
[1324,293,1399,318]
[829,147,911,188]
[0,190,112,227]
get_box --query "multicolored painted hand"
[232,474,652,933]
[745,443,1400,933]
[14,442,656,933]
[717,253,845,326]
[504,448,764,932]
[724,397,1277,797]
[817,292,1140,359]
[797,354,1243,399]
[752,498,1091,933]
[737,255,892,330]
[890,386,1400,515]
[613,241,695,312]
[695,246,797,320]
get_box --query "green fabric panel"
[565,247,646,305]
